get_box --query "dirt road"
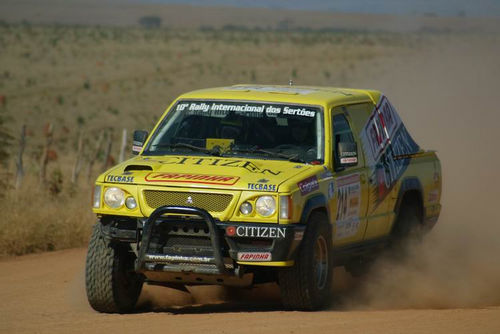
[0,248,499,334]
[1,19,500,334]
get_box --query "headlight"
[125,197,137,210]
[93,185,102,208]
[240,202,253,215]
[104,187,125,209]
[255,196,276,217]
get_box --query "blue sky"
[133,0,500,17]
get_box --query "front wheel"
[278,211,333,310]
[85,224,143,313]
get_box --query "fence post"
[87,130,104,182]
[39,123,53,185]
[71,130,84,184]
[102,129,113,171]
[15,125,26,189]
[119,128,127,163]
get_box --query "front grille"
[165,236,212,248]
[143,190,233,212]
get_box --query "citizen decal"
[226,226,286,239]
[141,156,282,175]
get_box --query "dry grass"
[0,24,422,141]
[0,178,94,256]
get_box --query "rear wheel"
[390,199,423,256]
[394,200,422,237]
[85,224,143,313]
[278,211,333,310]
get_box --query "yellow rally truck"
[86,85,441,312]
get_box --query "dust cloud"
[139,35,500,312]
[339,34,500,309]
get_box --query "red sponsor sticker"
[340,157,358,164]
[145,172,239,185]
[297,176,319,195]
[294,231,304,241]
[237,252,271,262]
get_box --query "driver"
[176,115,205,139]
[219,116,245,141]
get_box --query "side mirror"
[337,141,358,167]
[132,130,148,155]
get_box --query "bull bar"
[135,205,227,275]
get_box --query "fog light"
[125,197,137,209]
[240,202,253,215]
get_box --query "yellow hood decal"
[104,155,313,191]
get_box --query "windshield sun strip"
[143,99,325,162]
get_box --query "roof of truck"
[176,84,382,106]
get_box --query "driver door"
[329,107,369,247]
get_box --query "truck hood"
[101,155,314,192]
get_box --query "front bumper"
[101,206,305,276]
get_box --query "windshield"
[144,100,324,163]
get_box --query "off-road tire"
[278,211,333,310]
[85,224,143,313]
[393,200,423,238]
[389,200,423,258]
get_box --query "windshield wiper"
[151,143,221,156]
[227,147,306,163]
